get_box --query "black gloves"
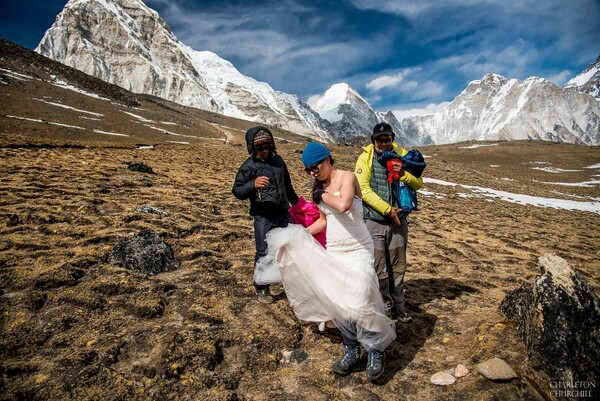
[312,189,325,204]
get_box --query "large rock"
[476,357,518,381]
[500,254,599,397]
[109,229,179,275]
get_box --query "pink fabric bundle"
[289,196,326,248]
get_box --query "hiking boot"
[394,308,413,323]
[366,350,385,380]
[256,288,273,304]
[332,345,361,376]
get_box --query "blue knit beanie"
[301,142,331,166]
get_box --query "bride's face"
[307,157,332,181]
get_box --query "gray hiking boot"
[366,350,385,380]
[256,288,273,304]
[394,308,413,323]
[332,345,361,376]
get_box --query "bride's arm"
[307,211,326,235]
[321,171,356,212]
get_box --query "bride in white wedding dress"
[254,142,395,380]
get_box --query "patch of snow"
[34,98,104,116]
[122,111,154,122]
[420,189,445,199]
[534,179,600,188]
[93,129,129,137]
[425,177,600,214]
[530,167,582,173]
[460,143,499,149]
[0,68,33,81]
[144,125,198,138]
[51,79,110,101]
[585,163,600,169]
[5,115,45,123]
[48,122,85,129]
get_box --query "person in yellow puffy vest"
[354,123,423,322]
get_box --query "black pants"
[253,213,291,291]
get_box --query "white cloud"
[366,69,414,90]
[547,70,574,86]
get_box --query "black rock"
[500,254,599,395]
[109,229,179,275]
[126,162,155,174]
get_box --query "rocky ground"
[1,38,599,400]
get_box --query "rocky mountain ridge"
[395,73,600,146]
[35,0,599,146]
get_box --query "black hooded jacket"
[232,126,298,216]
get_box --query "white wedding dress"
[255,195,396,352]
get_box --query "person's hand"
[312,189,325,204]
[254,176,269,189]
[388,206,402,226]
[390,159,403,175]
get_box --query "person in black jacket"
[232,126,299,303]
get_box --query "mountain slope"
[564,55,600,100]
[36,0,333,142]
[0,37,307,147]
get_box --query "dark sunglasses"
[255,144,271,152]
[304,158,326,174]
[374,137,393,143]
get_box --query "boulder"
[500,254,599,394]
[476,357,518,381]
[126,162,154,174]
[109,229,179,275]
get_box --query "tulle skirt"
[255,224,396,352]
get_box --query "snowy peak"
[311,83,367,123]
[564,54,600,100]
[309,82,419,145]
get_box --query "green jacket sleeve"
[354,151,392,216]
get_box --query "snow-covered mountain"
[309,83,432,145]
[35,0,599,146]
[310,83,378,143]
[564,55,600,100]
[36,0,333,142]
[397,73,600,146]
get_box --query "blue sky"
[1,0,598,118]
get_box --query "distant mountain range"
[36,0,599,146]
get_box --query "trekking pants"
[253,213,291,291]
[365,218,408,313]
